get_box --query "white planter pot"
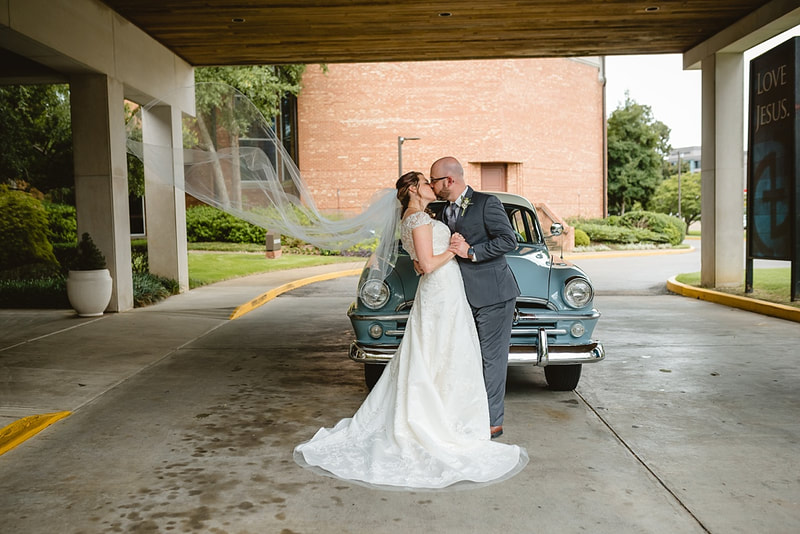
[67,269,113,317]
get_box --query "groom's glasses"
[429,176,448,185]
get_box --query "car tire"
[364,363,385,390]
[544,364,582,391]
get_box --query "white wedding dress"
[294,211,528,490]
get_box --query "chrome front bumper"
[350,328,604,367]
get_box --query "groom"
[429,156,520,439]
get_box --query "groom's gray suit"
[439,186,520,426]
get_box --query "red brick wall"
[297,58,604,219]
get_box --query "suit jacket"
[438,187,520,308]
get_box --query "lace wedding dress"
[294,211,528,490]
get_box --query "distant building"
[295,58,606,224]
[666,146,701,173]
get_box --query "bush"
[0,276,69,308]
[44,202,77,244]
[133,272,179,307]
[71,232,107,270]
[185,205,265,244]
[0,186,59,271]
[619,210,686,246]
[573,228,590,247]
[131,240,149,273]
[577,223,667,244]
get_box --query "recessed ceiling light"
[232,17,246,23]
[644,6,660,12]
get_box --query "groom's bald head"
[430,156,466,202]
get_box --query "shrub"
[619,210,686,246]
[577,223,667,244]
[131,240,149,273]
[44,202,77,244]
[133,272,179,307]
[0,276,69,308]
[0,186,59,271]
[72,233,107,270]
[573,228,590,247]
[185,205,267,244]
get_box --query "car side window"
[507,206,542,244]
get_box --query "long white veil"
[126,82,401,285]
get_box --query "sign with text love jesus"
[746,36,799,300]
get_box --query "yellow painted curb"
[229,268,363,320]
[666,276,800,323]
[0,411,71,456]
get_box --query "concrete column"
[70,74,134,312]
[700,53,746,288]
[142,105,189,292]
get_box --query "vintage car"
[347,192,604,391]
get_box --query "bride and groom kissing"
[294,156,528,490]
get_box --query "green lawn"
[188,252,364,288]
[675,268,799,309]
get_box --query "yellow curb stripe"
[229,268,363,320]
[0,411,71,456]
[667,276,800,323]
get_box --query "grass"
[675,268,799,309]
[188,251,363,288]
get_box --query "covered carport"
[1,0,799,310]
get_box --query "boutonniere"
[459,197,472,216]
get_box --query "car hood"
[507,245,553,301]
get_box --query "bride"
[294,171,528,490]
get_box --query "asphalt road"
[0,249,798,533]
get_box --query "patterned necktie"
[446,202,458,230]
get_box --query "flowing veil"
[125,82,401,285]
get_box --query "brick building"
[296,57,606,228]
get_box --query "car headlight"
[563,277,593,308]
[359,279,390,310]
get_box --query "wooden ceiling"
[100,1,774,66]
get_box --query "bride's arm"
[412,224,455,274]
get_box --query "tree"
[607,93,671,215]
[648,171,702,228]
[191,66,306,209]
[0,84,73,199]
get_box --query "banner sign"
[746,37,799,300]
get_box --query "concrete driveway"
[0,252,798,533]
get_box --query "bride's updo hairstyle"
[396,171,423,210]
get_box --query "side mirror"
[549,222,564,237]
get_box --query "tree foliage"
[0,84,73,198]
[0,186,58,271]
[607,94,671,215]
[194,65,306,120]
[648,171,702,228]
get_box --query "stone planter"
[67,269,112,317]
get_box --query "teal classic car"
[348,192,604,391]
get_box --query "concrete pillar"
[700,53,746,288]
[70,74,134,312]
[142,105,189,292]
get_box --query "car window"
[507,206,542,244]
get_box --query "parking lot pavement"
[1,270,799,533]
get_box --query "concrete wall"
[297,58,605,220]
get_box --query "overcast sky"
[604,25,800,150]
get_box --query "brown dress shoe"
[490,425,503,439]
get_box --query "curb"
[666,276,800,323]
[0,411,71,456]
[229,268,363,320]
